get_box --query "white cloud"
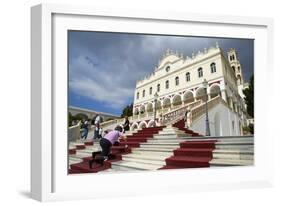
[69,55,134,109]
[69,32,253,112]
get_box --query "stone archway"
[183,91,194,104]
[131,123,138,131]
[237,74,242,85]
[139,105,145,114]
[156,100,162,110]
[209,84,221,99]
[139,121,147,129]
[195,87,206,102]
[172,94,182,106]
[134,108,139,115]
[163,98,171,109]
[147,120,155,128]
[146,103,153,113]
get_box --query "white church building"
[130,43,250,136]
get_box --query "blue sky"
[68,31,254,116]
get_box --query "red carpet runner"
[69,126,166,174]
[160,119,216,170]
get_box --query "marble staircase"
[68,119,254,174]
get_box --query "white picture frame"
[31,3,274,202]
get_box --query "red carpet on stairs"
[160,138,216,170]
[160,119,215,170]
[69,126,166,174]
[172,119,201,136]
[173,148,214,157]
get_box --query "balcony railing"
[191,96,221,122]
[162,100,202,125]
[99,96,225,131]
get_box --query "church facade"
[132,43,249,134]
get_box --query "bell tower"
[227,48,244,86]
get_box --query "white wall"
[1,0,281,206]
[134,49,224,105]
[191,101,241,136]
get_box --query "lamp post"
[154,92,159,127]
[203,79,211,136]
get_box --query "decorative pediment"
[157,49,181,69]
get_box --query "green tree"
[243,75,254,118]
[121,103,133,118]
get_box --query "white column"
[221,89,227,102]
[229,97,233,110]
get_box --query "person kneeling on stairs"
[100,125,127,160]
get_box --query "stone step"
[69,159,83,165]
[121,156,165,165]
[111,161,162,170]
[131,149,173,156]
[215,145,254,150]
[97,167,138,173]
[183,135,254,140]
[153,134,188,139]
[133,147,176,152]
[139,144,179,149]
[213,153,253,160]
[97,168,117,173]
[213,149,254,154]
[69,156,83,161]
[76,149,101,156]
[158,129,186,134]
[123,153,171,161]
[146,139,186,143]
[141,142,181,146]
[69,142,86,147]
[70,152,92,159]
[69,146,76,150]
[214,141,254,145]
[216,137,253,142]
[153,135,178,139]
[84,145,102,150]
[124,130,138,135]
[210,158,254,166]
[154,135,253,139]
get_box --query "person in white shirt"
[98,127,103,139]
[93,114,101,139]
[184,107,191,129]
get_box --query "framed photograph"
[31,3,274,201]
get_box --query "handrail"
[190,96,222,124]
[162,100,202,125]
[99,96,226,130]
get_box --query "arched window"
[232,66,235,73]
[165,80,169,89]
[210,62,216,73]
[137,92,139,99]
[198,67,203,78]
[175,76,179,86]
[142,90,145,97]
[238,66,240,72]
[149,87,152,95]
[157,84,160,92]
[186,72,190,82]
[165,66,170,72]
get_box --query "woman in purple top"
[100,125,127,159]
